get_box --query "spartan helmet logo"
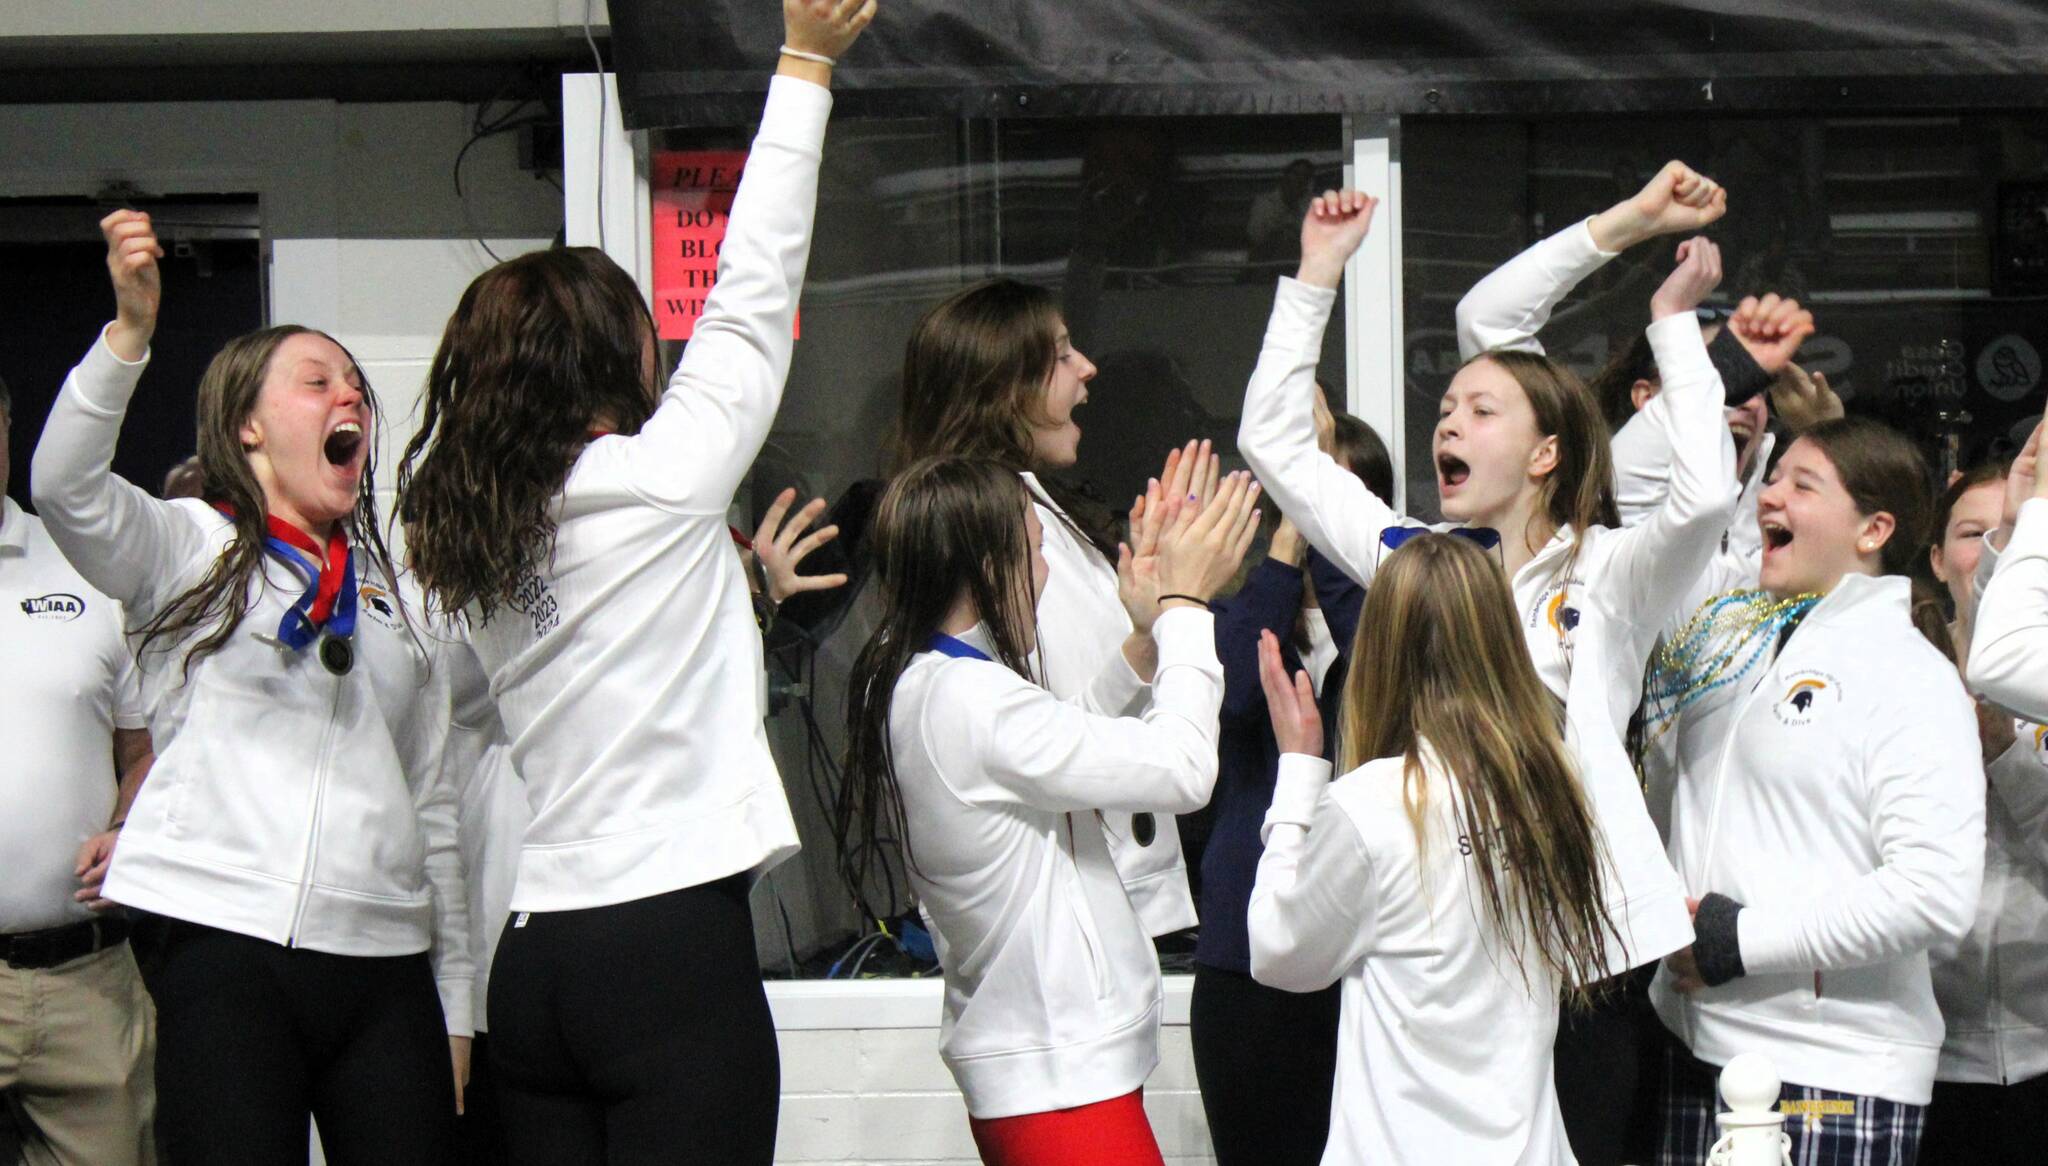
[1774,674,1837,726]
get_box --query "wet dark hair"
[398,246,658,619]
[890,279,1065,476]
[132,327,406,677]
[890,277,1113,562]
[839,456,1041,906]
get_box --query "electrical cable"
[583,0,607,253]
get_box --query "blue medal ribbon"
[267,536,357,650]
[927,633,991,662]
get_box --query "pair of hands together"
[1115,439,1263,633]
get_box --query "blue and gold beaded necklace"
[1644,589,1821,737]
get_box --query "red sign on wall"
[650,149,798,341]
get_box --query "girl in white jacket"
[1923,461,2048,1165]
[1237,171,1808,1164]
[29,214,471,1162]
[1247,531,1620,1166]
[889,279,1216,939]
[1446,176,1818,1163]
[838,457,1257,1165]
[1647,417,1984,1165]
[394,6,873,1161]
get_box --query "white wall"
[768,980,1216,1165]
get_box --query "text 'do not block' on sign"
[650,149,799,341]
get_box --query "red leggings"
[968,1089,1164,1166]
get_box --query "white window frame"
[1343,114,1406,510]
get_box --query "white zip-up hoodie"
[1652,573,1984,1104]
[30,333,473,1032]
[1970,496,2048,723]
[443,639,524,1032]
[462,76,829,911]
[1240,242,1732,977]
[1021,472,1196,936]
[1937,527,2048,1086]
[889,609,1222,1119]
[1933,724,2048,1085]
[1249,751,1574,1166]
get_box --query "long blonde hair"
[1338,533,1617,1000]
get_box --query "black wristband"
[1707,325,1776,407]
[1691,891,1749,987]
[1157,594,1211,610]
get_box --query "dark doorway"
[1,195,264,510]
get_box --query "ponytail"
[1909,577,1957,663]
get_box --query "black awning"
[611,0,2048,128]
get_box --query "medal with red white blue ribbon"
[259,516,358,676]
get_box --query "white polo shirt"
[0,496,146,933]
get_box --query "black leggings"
[1189,963,1341,1166]
[462,1032,511,1165]
[1920,1072,2048,1165]
[486,876,779,1166]
[1553,964,1663,1166]
[146,919,458,1166]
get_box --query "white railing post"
[1706,1053,1792,1166]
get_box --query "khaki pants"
[0,942,156,1166]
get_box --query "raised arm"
[1456,161,1724,360]
[30,211,217,620]
[1245,632,1376,990]
[1455,220,1618,359]
[1247,758,1379,993]
[1597,246,1780,640]
[950,477,1261,814]
[1238,190,1398,587]
[1970,482,2048,722]
[612,0,873,512]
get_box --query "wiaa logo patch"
[1773,670,1841,727]
[20,593,86,622]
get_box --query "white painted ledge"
[766,972,1198,1030]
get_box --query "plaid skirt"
[1657,1038,1926,1166]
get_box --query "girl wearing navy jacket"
[31,215,470,1162]
[1189,407,1380,1166]
[395,5,873,1161]
[839,458,1259,1165]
